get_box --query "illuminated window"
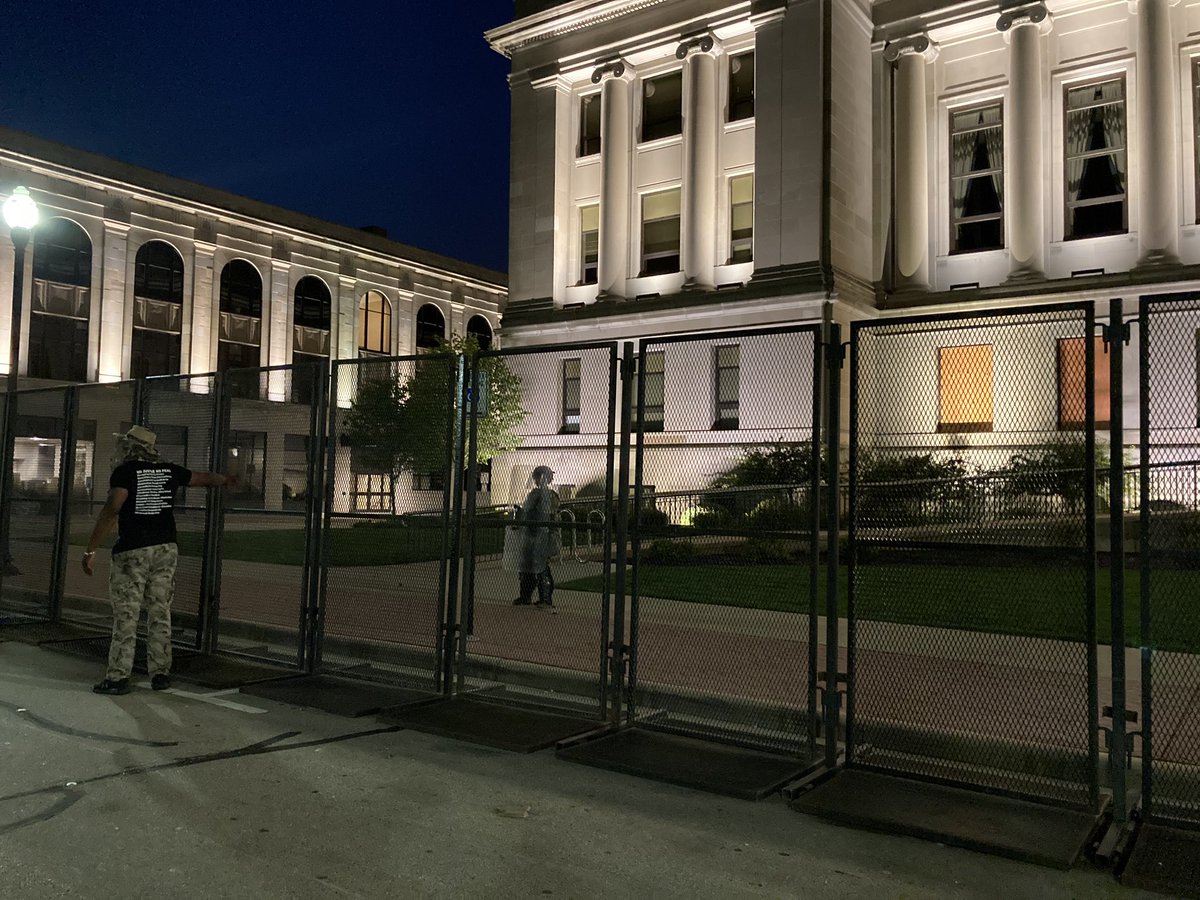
[641,189,681,276]
[562,358,581,434]
[938,344,994,432]
[579,94,601,157]
[354,473,391,511]
[358,291,391,356]
[218,260,263,393]
[950,103,1003,253]
[293,276,331,331]
[1057,336,1110,429]
[580,205,599,285]
[728,51,754,122]
[714,345,740,430]
[641,71,682,142]
[413,471,445,492]
[1065,77,1127,239]
[729,174,754,263]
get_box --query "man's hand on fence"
[81,550,96,576]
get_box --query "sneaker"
[92,678,130,695]
[151,674,171,691]
[534,600,557,614]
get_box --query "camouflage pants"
[106,543,178,680]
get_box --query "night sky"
[1,2,515,274]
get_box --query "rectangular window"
[413,471,446,492]
[728,51,754,122]
[226,430,266,506]
[561,358,581,434]
[580,205,599,285]
[714,344,740,430]
[1065,77,1127,239]
[950,103,1004,253]
[641,71,682,142]
[579,94,601,157]
[729,174,754,263]
[27,313,87,382]
[938,344,994,432]
[354,473,391,511]
[1194,60,1200,224]
[1057,336,1111,429]
[130,328,182,381]
[641,189,681,276]
[633,350,672,434]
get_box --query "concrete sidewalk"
[0,641,1151,899]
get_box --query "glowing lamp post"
[1,186,38,579]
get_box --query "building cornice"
[0,126,506,294]
[486,0,677,57]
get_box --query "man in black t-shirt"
[83,425,238,695]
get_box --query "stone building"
[0,126,506,512]
[482,0,1200,504]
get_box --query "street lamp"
[1,185,38,579]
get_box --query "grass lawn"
[558,564,1200,654]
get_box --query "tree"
[341,336,526,511]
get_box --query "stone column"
[266,257,291,402]
[1133,0,1182,264]
[679,35,720,290]
[884,35,938,290]
[97,221,130,382]
[189,242,216,380]
[998,4,1052,280]
[593,59,634,301]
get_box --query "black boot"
[513,573,536,606]
[534,570,555,612]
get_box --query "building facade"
[0,127,506,512]
[482,0,1200,504]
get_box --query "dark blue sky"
[1,2,515,274]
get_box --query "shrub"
[681,505,732,529]
[995,436,1110,514]
[642,539,697,565]
[745,497,809,531]
[637,506,671,533]
[712,441,825,489]
[731,538,796,564]
[856,452,975,526]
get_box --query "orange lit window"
[938,344,994,432]
[1057,336,1110,429]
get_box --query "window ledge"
[636,133,683,152]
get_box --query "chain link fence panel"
[626,327,824,755]
[1140,294,1200,827]
[848,304,1101,809]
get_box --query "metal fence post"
[610,342,635,725]
[824,323,843,769]
[1107,298,1129,823]
[301,359,330,673]
[460,355,483,667]
[448,355,468,692]
[200,371,230,656]
[0,387,17,606]
[47,385,79,622]
[627,341,650,724]
[314,360,341,675]
[1137,297,1153,821]
[844,323,860,765]
[1085,306,1101,813]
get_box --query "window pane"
[730,174,754,263]
[33,219,92,287]
[581,204,599,285]
[938,345,994,431]
[729,51,754,122]
[1065,77,1127,239]
[642,190,681,275]
[1057,336,1110,428]
[27,313,87,381]
[579,94,602,157]
[642,71,682,142]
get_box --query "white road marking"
[159,687,267,714]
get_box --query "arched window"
[294,276,331,330]
[220,259,262,317]
[131,240,184,379]
[134,240,185,303]
[218,260,264,381]
[415,303,446,350]
[29,218,92,381]
[292,275,332,404]
[466,315,493,351]
[359,291,391,355]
